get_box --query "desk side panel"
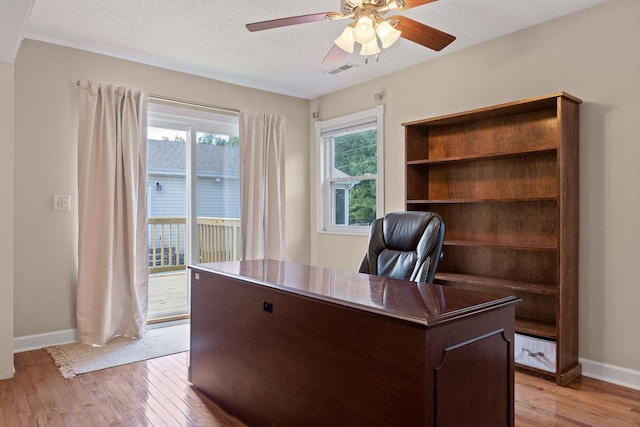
[190,269,427,427]
[425,305,516,427]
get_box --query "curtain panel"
[239,111,286,261]
[77,81,148,346]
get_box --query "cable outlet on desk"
[263,301,273,313]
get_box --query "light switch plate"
[53,195,71,211]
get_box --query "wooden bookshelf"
[403,92,581,385]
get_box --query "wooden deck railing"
[196,217,241,263]
[149,217,185,273]
[148,217,240,273]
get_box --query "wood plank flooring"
[1,350,245,427]
[1,349,639,426]
[515,371,640,426]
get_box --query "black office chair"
[358,211,445,284]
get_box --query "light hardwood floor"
[1,349,639,426]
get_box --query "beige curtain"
[239,111,286,260]
[77,81,148,345]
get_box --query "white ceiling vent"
[324,63,358,75]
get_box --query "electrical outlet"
[53,195,71,211]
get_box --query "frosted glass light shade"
[360,38,380,56]
[376,20,401,48]
[334,26,355,53]
[353,16,376,44]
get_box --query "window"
[316,105,384,234]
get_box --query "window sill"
[317,228,370,236]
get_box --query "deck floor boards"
[148,271,188,320]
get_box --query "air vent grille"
[325,63,358,75]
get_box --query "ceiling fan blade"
[322,44,348,64]
[400,0,438,10]
[392,16,455,51]
[246,12,341,32]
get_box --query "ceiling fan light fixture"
[360,38,380,56]
[386,0,404,10]
[334,26,356,53]
[246,0,457,65]
[353,15,376,44]
[376,20,401,48]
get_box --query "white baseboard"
[13,320,190,353]
[580,357,640,391]
[14,329,78,353]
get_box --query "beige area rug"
[46,323,190,378]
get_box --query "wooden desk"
[189,260,519,427]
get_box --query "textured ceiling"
[7,0,611,99]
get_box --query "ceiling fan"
[246,0,456,63]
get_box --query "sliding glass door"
[147,102,240,322]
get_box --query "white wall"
[310,0,640,375]
[0,62,15,379]
[13,40,310,338]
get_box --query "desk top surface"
[190,259,518,326]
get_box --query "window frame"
[315,105,384,234]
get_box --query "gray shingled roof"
[148,139,239,176]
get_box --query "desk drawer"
[515,333,556,373]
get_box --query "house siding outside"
[148,139,240,219]
[148,174,240,219]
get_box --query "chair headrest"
[383,211,435,251]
